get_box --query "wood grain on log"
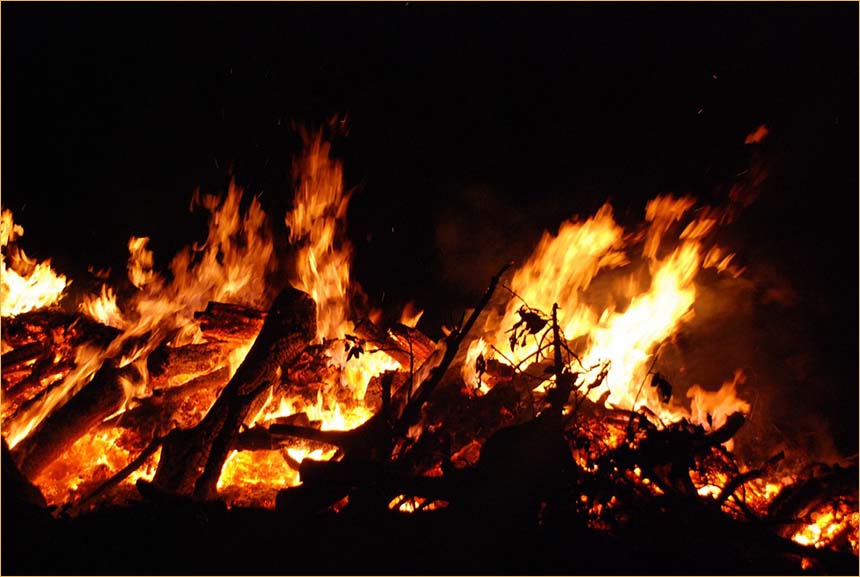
[353,319,436,369]
[11,361,138,481]
[152,288,315,500]
[195,301,265,344]
[147,342,229,389]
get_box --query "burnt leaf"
[343,334,365,362]
[474,353,487,389]
[519,308,548,335]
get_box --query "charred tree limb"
[3,359,76,422]
[1,342,45,374]
[102,367,231,437]
[151,288,315,500]
[716,451,784,507]
[394,263,512,437]
[352,320,435,369]
[147,342,229,389]
[194,301,265,344]
[1,310,120,351]
[72,431,172,514]
[11,360,138,481]
[232,425,332,454]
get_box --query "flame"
[399,301,424,328]
[791,501,859,552]
[462,337,491,394]
[285,131,353,341]
[5,343,106,448]
[473,195,750,426]
[687,369,751,431]
[2,132,796,532]
[217,132,400,496]
[80,284,126,329]
[8,180,276,449]
[127,236,156,289]
[0,209,69,316]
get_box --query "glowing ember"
[792,502,859,552]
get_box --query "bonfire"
[2,126,857,575]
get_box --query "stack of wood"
[2,273,858,574]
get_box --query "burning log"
[274,266,514,513]
[1,310,120,357]
[353,319,436,369]
[151,287,316,499]
[1,341,45,373]
[103,366,232,437]
[195,301,266,344]
[11,360,140,481]
[147,341,229,389]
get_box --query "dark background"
[3,3,857,454]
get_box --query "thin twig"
[625,343,664,441]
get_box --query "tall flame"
[0,209,69,316]
[9,180,276,448]
[473,194,749,425]
[285,131,353,341]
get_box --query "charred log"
[353,319,435,369]
[11,360,139,481]
[195,301,266,344]
[151,287,315,500]
[147,342,229,389]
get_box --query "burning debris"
[2,128,857,574]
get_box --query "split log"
[102,367,231,437]
[3,359,76,422]
[1,309,120,351]
[232,425,332,454]
[151,287,315,500]
[195,301,266,344]
[1,342,45,374]
[353,319,435,369]
[147,341,229,389]
[11,360,140,481]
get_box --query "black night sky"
[3,3,858,452]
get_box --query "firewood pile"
[2,130,857,574]
[3,266,857,575]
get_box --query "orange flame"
[0,209,69,316]
[285,131,353,341]
[472,194,750,426]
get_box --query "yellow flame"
[0,209,69,316]
[687,369,751,431]
[791,503,859,553]
[472,194,751,427]
[127,236,156,289]
[6,343,106,448]
[399,301,424,328]
[80,284,126,329]
[285,131,353,341]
